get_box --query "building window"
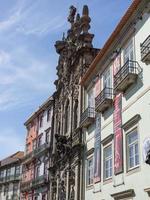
[31,168,34,179]
[47,108,51,122]
[87,88,94,108]
[4,184,9,196]
[86,157,93,186]
[32,139,37,150]
[15,166,20,176]
[65,100,70,134]
[126,128,139,170]
[38,135,42,147]
[44,162,48,176]
[0,170,4,179]
[103,67,112,89]
[6,168,11,178]
[45,130,50,144]
[39,115,44,128]
[124,39,134,63]
[27,124,31,136]
[36,166,40,177]
[13,183,18,195]
[26,143,30,154]
[0,186,2,194]
[103,144,112,180]
[73,100,78,130]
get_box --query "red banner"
[114,93,123,174]
[94,77,101,183]
[93,113,101,183]
[113,54,123,174]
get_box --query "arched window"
[58,121,60,135]
[74,100,78,130]
[65,100,70,134]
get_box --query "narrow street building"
[49,5,99,200]
[80,0,150,199]
[0,151,24,200]
[21,97,54,200]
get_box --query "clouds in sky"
[0,0,132,159]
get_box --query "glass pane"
[129,146,134,157]
[135,154,139,165]
[128,131,137,144]
[129,157,134,168]
[135,143,139,154]
[105,146,112,158]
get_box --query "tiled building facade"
[0,1,149,200]
[80,0,150,199]
[0,151,24,200]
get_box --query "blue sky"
[0,0,131,159]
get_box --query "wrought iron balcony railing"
[20,180,32,192]
[80,107,95,128]
[141,35,150,63]
[114,60,141,93]
[33,142,50,158]
[0,174,21,184]
[32,174,48,188]
[95,87,113,112]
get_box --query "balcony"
[80,107,95,128]
[33,142,50,158]
[114,60,140,93]
[5,174,21,182]
[95,87,113,112]
[20,180,32,192]
[0,175,21,184]
[141,35,150,63]
[32,175,48,188]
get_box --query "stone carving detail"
[68,6,77,25]
[58,170,67,200]
[52,5,99,200]
[69,169,75,200]
[81,5,91,34]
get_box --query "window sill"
[86,184,94,190]
[126,165,140,176]
[103,177,112,185]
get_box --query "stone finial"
[62,32,65,41]
[68,5,77,25]
[73,13,81,37]
[82,5,89,16]
[81,5,91,34]
[76,13,80,22]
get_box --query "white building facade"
[80,0,150,199]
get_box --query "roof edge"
[80,0,141,86]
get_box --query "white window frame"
[103,143,113,180]
[87,88,95,108]
[102,66,112,90]
[123,39,134,64]
[15,165,20,176]
[126,127,140,171]
[86,156,93,186]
